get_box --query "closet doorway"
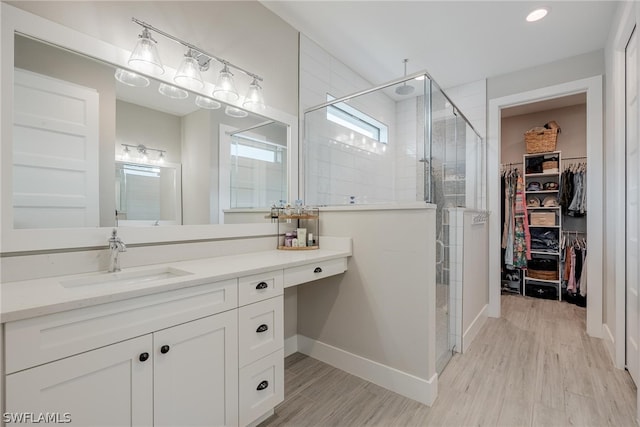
[488,76,604,338]
[499,95,587,308]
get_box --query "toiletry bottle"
[292,238,299,248]
[308,233,314,247]
[297,228,307,247]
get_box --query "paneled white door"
[626,26,639,385]
[5,335,153,426]
[12,68,99,228]
[153,310,239,427]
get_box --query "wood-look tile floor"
[260,295,637,426]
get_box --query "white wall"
[296,205,438,405]
[461,210,489,352]
[488,50,605,101]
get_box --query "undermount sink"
[60,266,193,289]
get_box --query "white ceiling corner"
[261,1,619,90]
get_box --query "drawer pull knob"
[139,352,149,362]
[160,345,170,354]
[257,380,269,391]
[256,324,269,333]
[314,267,323,273]
[256,281,268,290]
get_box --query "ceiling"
[261,1,619,89]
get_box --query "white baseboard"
[284,334,299,357]
[297,334,438,406]
[462,304,488,353]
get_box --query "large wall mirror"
[1,4,297,251]
[13,34,288,229]
[1,3,298,253]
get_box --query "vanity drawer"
[238,270,283,306]
[238,296,283,368]
[239,349,284,427]
[283,257,348,288]
[4,278,237,374]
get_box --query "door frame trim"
[487,75,604,338]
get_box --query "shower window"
[326,94,389,143]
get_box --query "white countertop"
[0,245,351,323]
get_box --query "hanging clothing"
[580,251,588,297]
[567,248,577,292]
[513,173,531,267]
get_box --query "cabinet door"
[6,335,153,427]
[153,310,239,427]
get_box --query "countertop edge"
[0,247,352,323]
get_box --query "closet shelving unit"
[523,151,562,301]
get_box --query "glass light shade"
[174,51,204,90]
[128,29,164,75]
[195,95,222,110]
[225,106,248,118]
[243,78,265,110]
[114,68,150,87]
[213,65,239,102]
[158,83,188,99]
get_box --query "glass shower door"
[430,83,465,374]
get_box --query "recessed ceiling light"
[526,7,549,22]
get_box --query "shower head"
[395,84,415,95]
[395,58,415,95]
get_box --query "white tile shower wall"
[395,97,421,202]
[444,80,487,209]
[300,35,399,205]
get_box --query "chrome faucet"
[108,228,126,272]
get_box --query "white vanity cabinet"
[237,270,285,426]
[1,250,350,427]
[4,278,240,427]
[153,311,238,427]
[7,335,154,426]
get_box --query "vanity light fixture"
[120,144,167,163]
[213,64,240,102]
[128,27,164,75]
[158,82,188,99]
[174,49,204,90]
[526,7,549,22]
[129,18,265,107]
[243,77,265,110]
[114,68,150,88]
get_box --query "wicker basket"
[525,128,559,154]
[542,160,559,171]
[527,269,559,281]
